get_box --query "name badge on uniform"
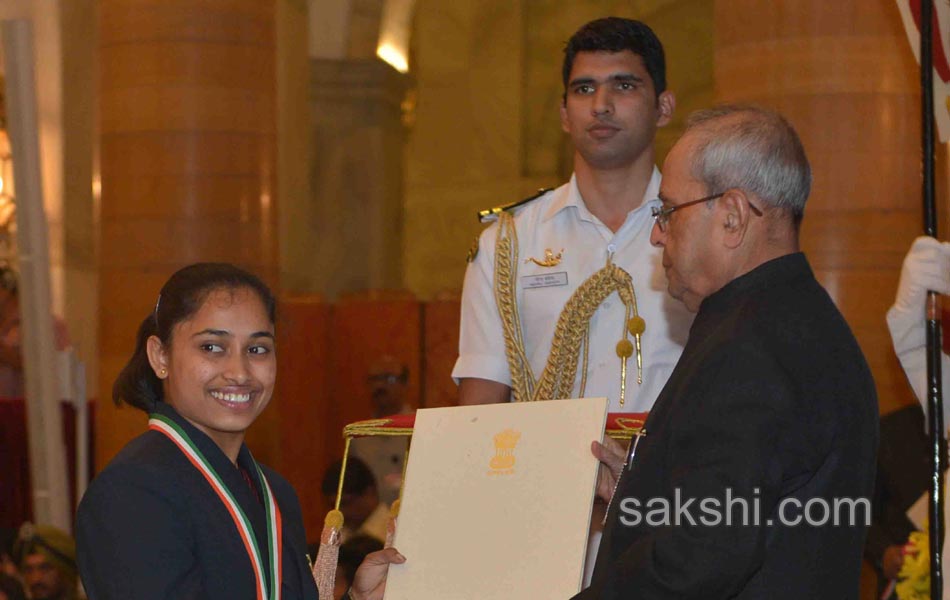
[522,272,568,289]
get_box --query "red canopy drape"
[0,398,94,529]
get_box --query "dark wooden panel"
[422,293,461,408]
[328,290,422,457]
[271,295,332,538]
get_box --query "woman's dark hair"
[112,263,276,412]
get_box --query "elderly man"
[15,524,78,600]
[343,106,879,600]
[580,105,878,598]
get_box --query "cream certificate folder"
[384,397,608,600]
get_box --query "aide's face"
[154,287,276,450]
[650,136,722,312]
[22,554,66,600]
[560,50,672,170]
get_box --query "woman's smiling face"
[148,286,276,458]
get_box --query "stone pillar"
[62,0,97,405]
[97,0,278,467]
[291,58,407,297]
[715,1,925,417]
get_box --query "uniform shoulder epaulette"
[476,188,553,223]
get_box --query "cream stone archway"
[286,0,414,297]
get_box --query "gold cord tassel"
[385,499,401,548]
[312,438,353,598]
[627,315,645,386]
[312,509,343,599]
[494,212,536,402]
[620,359,627,407]
[493,213,647,405]
[635,334,643,385]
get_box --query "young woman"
[76,263,317,599]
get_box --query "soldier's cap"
[14,522,77,574]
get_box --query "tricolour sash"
[149,414,283,600]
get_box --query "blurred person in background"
[349,355,413,505]
[0,528,18,577]
[14,524,78,600]
[321,457,389,544]
[0,266,70,399]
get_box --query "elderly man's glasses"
[651,192,763,232]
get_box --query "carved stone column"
[292,58,408,297]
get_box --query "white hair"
[686,105,811,224]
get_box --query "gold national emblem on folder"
[488,428,521,475]
[385,398,608,598]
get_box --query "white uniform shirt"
[452,169,693,413]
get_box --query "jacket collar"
[542,167,662,223]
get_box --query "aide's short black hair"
[562,17,667,98]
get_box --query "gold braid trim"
[534,263,639,402]
[340,415,644,441]
[608,416,646,441]
[493,212,535,402]
[492,210,644,404]
[343,419,414,438]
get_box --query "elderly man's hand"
[592,436,627,504]
[349,548,406,600]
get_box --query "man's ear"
[720,189,752,249]
[560,101,570,133]
[656,90,675,128]
[146,335,169,379]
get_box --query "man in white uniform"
[453,17,692,413]
[452,18,694,585]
